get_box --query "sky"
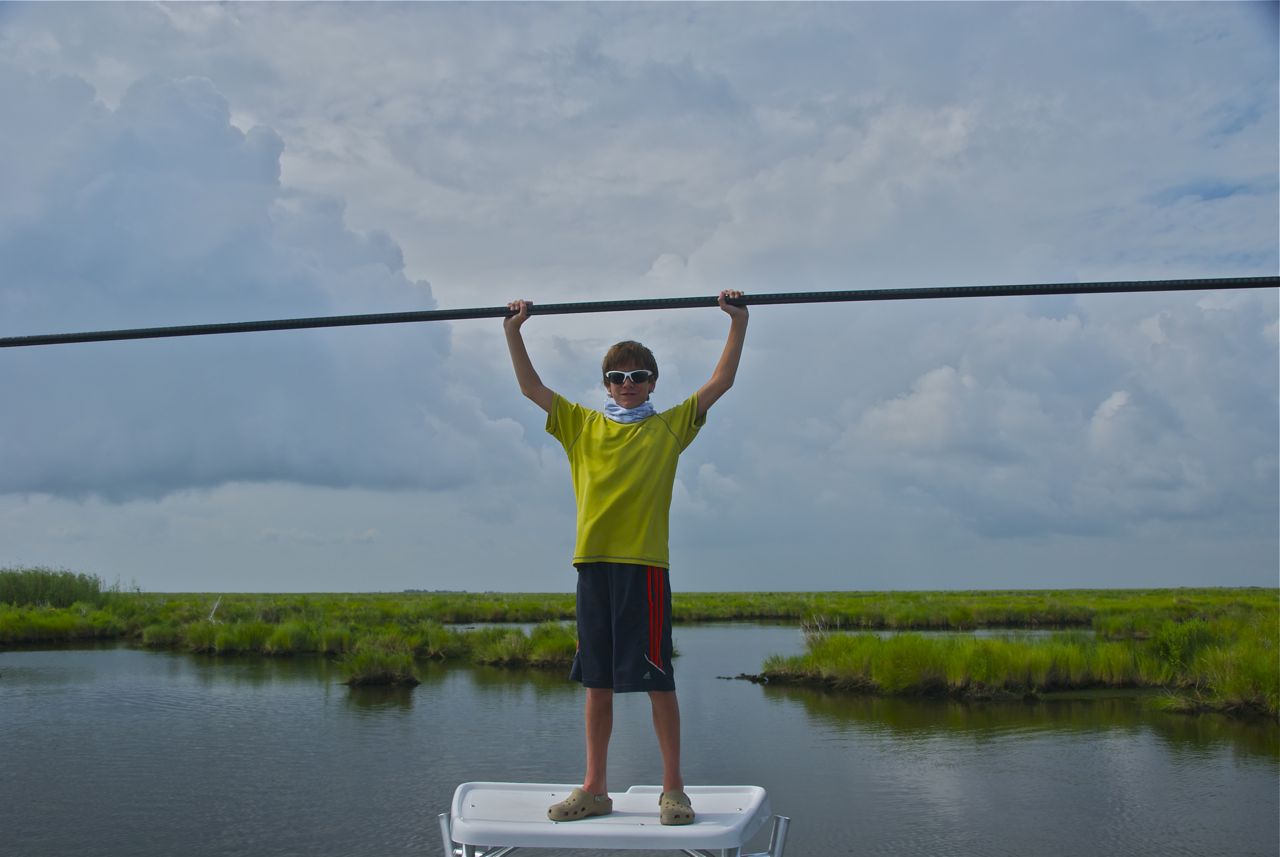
[0,2,1276,594]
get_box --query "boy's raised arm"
[696,289,748,420]
[504,299,555,414]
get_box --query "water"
[1,624,1276,857]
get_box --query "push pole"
[0,275,1275,349]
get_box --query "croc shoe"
[659,790,695,825]
[547,788,613,821]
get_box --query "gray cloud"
[0,69,531,501]
[820,293,1280,539]
[0,3,1275,590]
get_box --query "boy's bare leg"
[649,690,684,792]
[583,688,614,794]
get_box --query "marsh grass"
[468,622,577,666]
[264,621,320,655]
[342,634,419,686]
[141,623,183,648]
[472,628,532,665]
[184,621,219,653]
[0,603,123,644]
[408,620,467,659]
[0,567,115,608]
[764,614,1278,718]
[1,569,1273,715]
[213,621,273,654]
[5,576,1270,636]
[529,622,578,665]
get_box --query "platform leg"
[767,816,790,857]
[438,812,455,857]
[742,815,790,857]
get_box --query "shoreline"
[2,574,1274,717]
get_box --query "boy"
[503,290,748,826]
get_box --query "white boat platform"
[439,783,789,857]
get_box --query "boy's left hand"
[718,289,748,320]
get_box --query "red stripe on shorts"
[648,566,663,668]
[645,568,655,664]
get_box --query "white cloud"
[856,365,976,452]
[0,3,1275,590]
[1088,391,1134,452]
[0,69,531,502]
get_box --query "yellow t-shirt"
[547,392,704,569]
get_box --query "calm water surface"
[1,624,1276,857]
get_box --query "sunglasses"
[604,369,655,385]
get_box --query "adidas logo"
[642,672,652,680]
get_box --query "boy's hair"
[601,340,658,379]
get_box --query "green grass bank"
[762,616,1277,719]
[2,568,1274,712]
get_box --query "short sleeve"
[657,393,705,452]
[546,393,589,453]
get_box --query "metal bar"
[438,813,456,857]
[768,816,789,857]
[1,276,1274,348]
[743,816,791,857]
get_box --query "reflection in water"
[762,683,1280,758]
[466,663,578,697]
[344,685,417,712]
[0,629,1275,857]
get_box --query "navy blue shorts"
[570,562,675,693]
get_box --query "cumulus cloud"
[821,293,1278,540]
[0,3,1274,590]
[0,68,525,500]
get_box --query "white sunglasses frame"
[603,369,655,385]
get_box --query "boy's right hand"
[504,299,532,333]
[504,298,554,413]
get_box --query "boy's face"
[604,366,657,409]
